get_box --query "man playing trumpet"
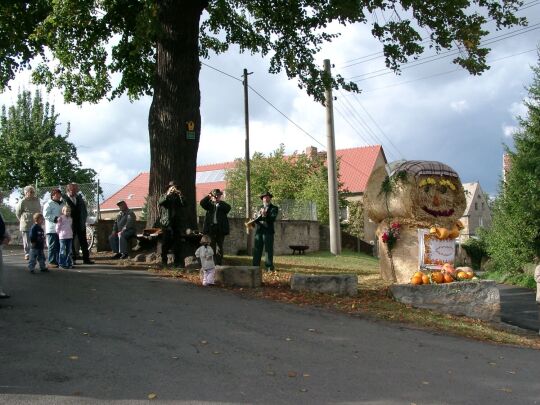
[200,189,231,265]
[252,191,279,271]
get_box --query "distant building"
[502,153,512,183]
[459,182,492,241]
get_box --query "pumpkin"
[456,271,468,280]
[442,263,456,275]
[443,273,454,283]
[431,271,444,284]
[421,274,430,284]
[413,271,424,278]
[411,275,423,285]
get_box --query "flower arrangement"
[381,222,401,252]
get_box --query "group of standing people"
[15,183,94,273]
[152,182,279,283]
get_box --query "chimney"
[305,146,318,159]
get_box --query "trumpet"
[244,214,261,234]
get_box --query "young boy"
[29,213,48,273]
[195,235,216,286]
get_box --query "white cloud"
[450,100,469,113]
[502,125,518,138]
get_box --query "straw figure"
[365,160,467,283]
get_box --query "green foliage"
[461,236,487,270]
[0,205,17,222]
[343,200,365,239]
[0,90,96,190]
[0,1,526,104]
[483,54,540,275]
[225,144,347,223]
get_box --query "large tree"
[0,1,526,227]
[483,54,540,274]
[0,89,96,190]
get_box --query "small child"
[195,235,216,286]
[28,213,47,273]
[56,206,74,269]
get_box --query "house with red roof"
[100,145,387,240]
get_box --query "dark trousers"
[72,224,90,261]
[252,232,275,270]
[161,227,185,267]
[208,225,225,265]
[46,233,60,265]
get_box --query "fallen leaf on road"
[303,373,310,377]
[498,387,512,393]
[69,356,79,360]
[506,371,516,374]
[288,371,297,378]
[200,340,208,345]
[308,328,316,332]
[421,381,429,385]
[213,351,220,355]
[266,371,275,376]
[148,393,157,399]
[299,388,308,392]
[82,332,89,336]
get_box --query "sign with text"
[418,229,455,269]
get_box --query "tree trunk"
[147,0,204,229]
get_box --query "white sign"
[418,229,455,269]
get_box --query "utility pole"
[243,68,253,255]
[324,59,341,255]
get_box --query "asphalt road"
[1,249,540,404]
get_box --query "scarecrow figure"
[365,160,467,283]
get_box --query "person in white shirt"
[195,235,216,286]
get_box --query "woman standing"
[16,185,42,260]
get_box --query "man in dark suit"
[200,188,231,265]
[62,183,94,264]
[252,191,279,271]
[157,181,187,268]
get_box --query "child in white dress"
[195,235,216,286]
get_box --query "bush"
[461,237,487,270]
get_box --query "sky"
[0,4,539,198]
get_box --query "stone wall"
[4,222,22,245]
[94,217,320,255]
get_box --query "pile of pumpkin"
[410,263,476,285]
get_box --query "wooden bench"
[289,245,309,255]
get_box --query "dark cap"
[116,200,127,206]
[211,188,223,197]
[167,181,179,189]
[260,191,273,199]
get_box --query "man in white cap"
[109,200,136,259]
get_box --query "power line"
[339,0,540,67]
[344,23,540,82]
[201,62,375,179]
[359,47,537,93]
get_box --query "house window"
[481,202,484,210]
[475,202,478,210]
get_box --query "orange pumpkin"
[456,271,468,280]
[411,275,423,285]
[443,273,454,283]
[431,271,444,284]
[442,263,456,276]
[465,271,474,279]
[421,274,430,284]
[413,271,424,278]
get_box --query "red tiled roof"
[337,145,385,193]
[101,146,385,209]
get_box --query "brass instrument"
[244,211,263,234]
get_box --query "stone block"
[145,253,158,263]
[390,280,500,321]
[215,266,262,288]
[134,253,146,262]
[290,274,358,296]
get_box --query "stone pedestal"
[215,266,262,288]
[390,280,500,321]
[290,274,358,296]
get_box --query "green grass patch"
[481,270,536,289]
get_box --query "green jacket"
[254,203,279,234]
